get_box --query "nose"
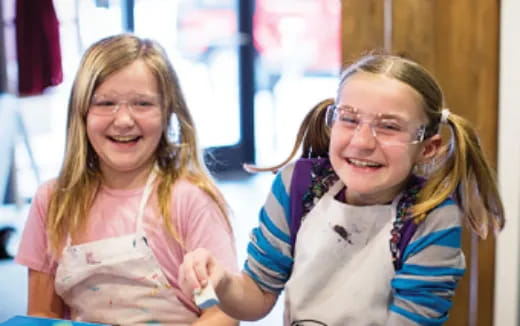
[112,102,136,127]
[349,121,377,148]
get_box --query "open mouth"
[346,158,383,169]
[108,135,142,144]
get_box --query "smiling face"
[86,59,163,189]
[329,72,436,205]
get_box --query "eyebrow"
[377,113,408,122]
[338,104,409,122]
[92,93,159,98]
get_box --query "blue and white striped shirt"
[244,162,465,325]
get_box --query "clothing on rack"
[15,0,63,96]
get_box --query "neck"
[100,163,155,190]
[344,176,422,206]
[345,190,397,206]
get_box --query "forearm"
[28,312,64,319]
[385,311,421,326]
[216,271,278,321]
[28,269,65,318]
[388,206,465,325]
[192,307,238,326]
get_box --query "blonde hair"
[247,54,504,239]
[47,34,231,255]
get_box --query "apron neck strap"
[63,166,159,247]
[135,166,158,236]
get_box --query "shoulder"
[414,198,462,238]
[403,199,463,262]
[167,178,226,224]
[35,178,57,198]
[169,178,216,205]
[275,160,296,191]
[31,178,58,210]
[274,157,332,194]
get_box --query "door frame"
[121,0,256,173]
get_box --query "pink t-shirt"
[16,178,238,314]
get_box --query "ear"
[418,134,442,162]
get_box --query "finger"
[178,264,189,294]
[206,257,221,282]
[192,253,212,289]
[180,254,204,292]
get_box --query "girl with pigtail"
[179,54,505,325]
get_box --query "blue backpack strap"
[289,157,336,255]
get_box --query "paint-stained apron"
[55,170,197,325]
[284,181,398,326]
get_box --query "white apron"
[284,181,398,326]
[55,170,198,325]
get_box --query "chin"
[347,186,377,197]
[345,175,383,188]
[107,160,152,173]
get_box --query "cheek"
[86,115,99,133]
[85,117,96,143]
[85,116,106,150]
[404,146,423,163]
[329,127,347,151]
[328,128,350,171]
[147,117,164,139]
[387,146,421,171]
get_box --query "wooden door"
[340,1,500,325]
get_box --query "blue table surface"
[0,316,107,326]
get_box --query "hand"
[179,248,229,297]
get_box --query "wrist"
[215,269,232,295]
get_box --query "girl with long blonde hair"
[16,34,238,326]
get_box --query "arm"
[217,271,278,320]
[192,306,238,326]
[386,202,465,326]
[16,181,64,317]
[28,269,65,318]
[181,248,279,321]
[180,167,295,321]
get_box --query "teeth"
[348,158,381,167]
[112,136,137,142]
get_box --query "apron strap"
[135,167,158,238]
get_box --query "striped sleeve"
[387,200,466,326]
[243,163,296,293]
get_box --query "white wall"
[494,0,520,325]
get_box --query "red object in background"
[177,0,340,75]
[253,0,340,74]
[15,0,63,96]
[177,8,237,60]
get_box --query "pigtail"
[244,98,334,173]
[412,112,505,238]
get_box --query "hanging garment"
[15,0,63,96]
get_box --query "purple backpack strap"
[288,157,332,254]
[394,220,419,270]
